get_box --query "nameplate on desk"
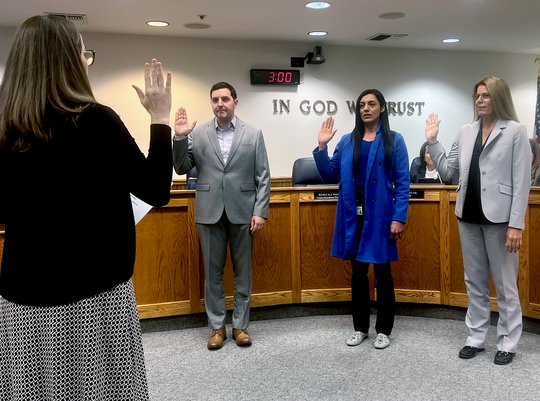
[314,191,339,200]
[409,189,425,199]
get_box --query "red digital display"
[250,69,300,86]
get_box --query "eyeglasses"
[83,49,95,66]
[472,93,491,101]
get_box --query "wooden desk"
[1,185,540,320]
[130,185,540,320]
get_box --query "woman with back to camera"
[425,76,530,365]
[313,89,409,350]
[0,15,173,400]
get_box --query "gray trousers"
[196,212,252,330]
[458,221,522,353]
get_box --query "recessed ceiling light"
[378,12,405,20]
[309,31,328,36]
[184,23,211,29]
[146,21,169,27]
[306,2,331,10]
[442,38,460,43]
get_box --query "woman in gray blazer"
[424,76,531,365]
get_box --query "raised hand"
[132,58,172,125]
[425,112,440,144]
[174,107,196,137]
[318,116,337,149]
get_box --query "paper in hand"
[130,193,153,225]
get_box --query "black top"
[354,140,373,196]
[0,104,172,306]
[460,128,490,224]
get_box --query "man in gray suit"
[173,82,271,350]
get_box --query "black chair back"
[291,157,324,186]
[409,157,423,183]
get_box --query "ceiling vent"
[367,33,407,41]
[44,12,88,24]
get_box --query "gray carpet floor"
[142,313,540,401]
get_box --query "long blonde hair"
[0,15,96,151]
[473,76,519,122]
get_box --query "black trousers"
[350,210,395,335]
[351,260,395,335]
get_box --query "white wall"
[1,28,538,177]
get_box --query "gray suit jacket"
[173,117,271,224]
[428,119,531,229]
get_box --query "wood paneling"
[394,201,440,291]
[2,186,540,321]
[527,203,540,305]
[133,206,190,305]
[299,202,350,290]
[215,203,293,297]
[172,177,292,191]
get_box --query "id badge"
[356,204,363,216]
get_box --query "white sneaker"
[346,331,368,346]
[374,333,390,349]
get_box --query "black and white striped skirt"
[0,279,149,401]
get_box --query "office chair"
[291,157,325,186]
[409,156,423,183]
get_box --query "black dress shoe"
[494,351,515,365]
[459,345,485,359]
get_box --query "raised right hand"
[174,107,196,137]
[425,112,440,144]
[132,58,171,125]
[318,116,337,150]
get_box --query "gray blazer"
[173,117,271,225]
[428,119,531,229]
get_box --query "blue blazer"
[313,129,409,263]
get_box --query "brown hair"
[210,82,238,100]
[0,15,96,151]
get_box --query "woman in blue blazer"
[425,76,531,365]
[313,89,410,349]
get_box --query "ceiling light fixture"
[309,31,328,37]
[442,38,460,43]
[305,2,331,9]
[146,20,169,27]
[184,13,212,29]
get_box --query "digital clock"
[250,69,300,86]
